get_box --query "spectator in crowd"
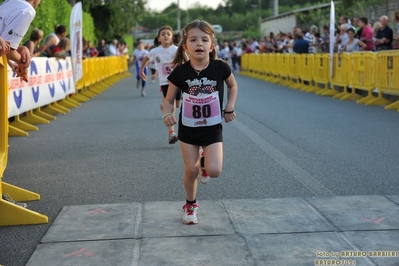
[250,37,259,52]
[23,28,44,57]
[303,28,315,53]
[375,15,393,51]
[353,16,360,33]
[339,23,350,48]
[108,39,119,55]
[232,41,242,71]
[52,37,71,59]
[41,25,67,57]
[260,36,270,53]
[358,17,375,51]
[0,0,41,72]
[340,15,355,30]
[285,32,295,54]
[393,11,399,49]
[85,41,99,58]
[341,28,366,52]
[96,39,108,57]
[321,25,330,52]
[372,21,381,41]
[293,33,309,54]
[313,32,324,53]
[308,25,318,53]
[241,38,248,52]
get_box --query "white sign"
[329,0,335,77]
[8,57,76,118]
[70,2,83,82]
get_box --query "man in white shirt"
[250,37,259,52]
[108,39,119,56]
[0,0,41,69]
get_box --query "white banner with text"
[8,57,75,118]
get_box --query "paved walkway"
[2,69,399,266]
[26,195,399,265]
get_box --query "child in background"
[162,20,238,224]
[132,42,149,97]
[140,26,179,144]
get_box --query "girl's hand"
[163,113,177,127]
[223,111,236,123]
[140,71,147,81]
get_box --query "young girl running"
[140,26,180,144]
[132,42,149,97]
[162,20,238,224]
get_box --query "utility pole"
[259,0,261,36]
[177,0,181,32]
[186,0,189,25]
[274,0,278,17]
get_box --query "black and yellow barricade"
[0,55,48,226]
[314,54,332,96]
[298,54,315,92]
[350,52,390,106]
[254,54,263,79]
[269,53,281,83]
[332,53,360,101]
[71,60,92,102]
[261,53,272,82]
[278,54,291,86]
[245,54,255,78]
[84,58,101,94]
[287,54,301,89]
[240,53,249,75]
[375,51,399,110]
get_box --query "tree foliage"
[89,0,146,41]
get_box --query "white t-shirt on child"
[146,45,177,86]
[133,49,149,66]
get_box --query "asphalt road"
[1,69,399,266]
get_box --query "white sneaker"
[182,203,199,224]
[141,89,146,97]
[198,148,210,184]
[136,80,140,89]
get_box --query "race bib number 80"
[182,92,222,127]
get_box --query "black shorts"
[161,84,182,100]
[178,122,223,146]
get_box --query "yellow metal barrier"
[331,53,361,101]
[261,53,272,81]
[246,54,256,77]
[278,54,290,86]
[287,54,301,89]
[298,54,314,92]
[313,54,332,96]
[350,52,390,106]
[0,55,48,226]
[269,53,281,83]
[240,54,249,75]
[239,52,399,111]
[375,51,399,110]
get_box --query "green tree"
[90,0,146,41]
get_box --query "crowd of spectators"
[217,11,399,71]
[16,24,130,61]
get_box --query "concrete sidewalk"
[26,195,399,266]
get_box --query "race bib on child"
[161,63,173,75]
[181,92,222,127]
